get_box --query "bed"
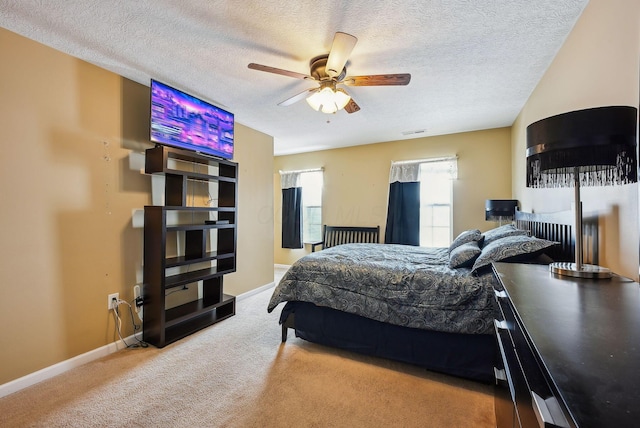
[267,210,597,383]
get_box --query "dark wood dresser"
[492,262,640,428]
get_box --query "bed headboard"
[514,209,599,264]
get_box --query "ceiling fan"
[248,32,411,114]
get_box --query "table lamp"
[485,199,519,226]
[526,105,637,278]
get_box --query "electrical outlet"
[108,293,119,310]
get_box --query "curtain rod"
[391,156,458,165]
[279,167,324,174]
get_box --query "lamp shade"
[526,106,637,188]
[485,199,518,221]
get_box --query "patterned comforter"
[267,243,498,335]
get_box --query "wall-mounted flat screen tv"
[150,79,234,160]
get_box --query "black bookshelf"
[143,146,237,347]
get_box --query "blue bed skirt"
[280,301,495,383]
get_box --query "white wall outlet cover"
[133,285,143,320]
[108,293,119,310]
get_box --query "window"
[419,161,454,247]
[300,170,323,243]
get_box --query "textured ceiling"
[0,0,588,155]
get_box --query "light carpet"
[0,276,495,427]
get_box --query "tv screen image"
[150,79,234,159]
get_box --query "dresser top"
[493,262,640,428]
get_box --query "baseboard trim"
[0,332,142,399]
[236,281,275,301]
[0,279,278,399]
[274,264,291,270]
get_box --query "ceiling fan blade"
[344,73,411,86]
[278,88,319,106]
[344,97,361,114]
[248,63,313,80]
[326,32,358,78]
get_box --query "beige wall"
[512,0,640,279]
[231,124,275,295]
[0,28,274,385]
[274,128,512,265]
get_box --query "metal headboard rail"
[514,209,599,265]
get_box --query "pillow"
[449,229,483,252]
[471,234,558,273]
[449,241,482,268]
[482,224,528,247]
[516,252,555,265]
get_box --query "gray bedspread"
[267,243,497,335]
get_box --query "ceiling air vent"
[401,129,426,136]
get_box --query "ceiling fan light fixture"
[334,88,351,110]
[306,87,331,111]
[306,86,351,114]
[321,103,338,114]
[248,32,410,115]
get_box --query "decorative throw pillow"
[472,234,558,273]
[449,229,483,252]
[482,224,528,247]
[449,241,482,268]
